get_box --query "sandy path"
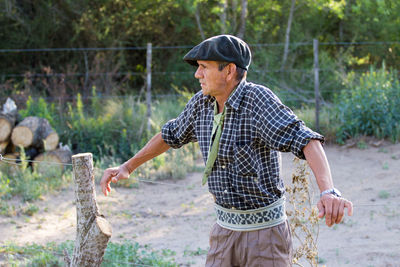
[1,143,400,266]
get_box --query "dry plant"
[286,157,319,267]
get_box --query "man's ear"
[226,63,237,82]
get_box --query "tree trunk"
[194,4,205,39]
[237,0,248,39]
[220,0,228,34]
[231,0,238,33]
[33,148,72,173]
[65,153,112,267]
[11,117,59,150]
[281,0,296,72]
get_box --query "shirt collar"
[226,79,247,111]
[203,79,247,110]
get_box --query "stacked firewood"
[0,98,72,173]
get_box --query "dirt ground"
[1,143,400,266]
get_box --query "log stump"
[65,153,112,267]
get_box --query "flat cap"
[183,35,251,70]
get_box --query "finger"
[331,198,340,224]
[345,200,354,216]
[336,199,345,224]
[101,169,118,196]
[324,198,333,227]
[317,200,325,218]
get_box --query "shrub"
[16,89,200,189]
[334,66,400,143]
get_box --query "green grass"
[0,241,178,266]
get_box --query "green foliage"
[19,96,56,125]
[0,174,11,198]
[0,148,72,203]
[334,66,400,143]
[0,241,178,266]
[17,91,199,186]
[294,106,337,141]
[21,203,39,216]
[1,0,400,101]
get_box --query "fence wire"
[0,153,398,208]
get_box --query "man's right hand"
[100,164,130,196]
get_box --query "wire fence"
[2,39,398,133]
[0,153,398,208]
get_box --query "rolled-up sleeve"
[253,91,324,159]
[161,93,199,149]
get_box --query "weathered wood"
[40,119,59,151]
[0,141,9,154]
[67,153,111,267]
[313,39,320,132]
[11,116,42,148]
[237,0,248,39]
[0,98,18,142]
[146,43,152,134]
[0,112,17,142]
[33,148,72,173]
[11,116,59,150]
[2,153,21,174]
[281,0,296,72]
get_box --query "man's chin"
[201,88,209,96]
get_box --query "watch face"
[333,188,342,197]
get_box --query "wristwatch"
[320,188,342,198]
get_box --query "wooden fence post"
[146,43,152,134]
[65,153,112,267]
[313,39,320,132]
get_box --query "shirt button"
[221,165,226,169]
[224,189,228,193]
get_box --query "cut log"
[0,98,18,142]
[0,141,8,154]
[0,141,16,155]
[11,116,59,150]
[65,153,112,267]
[11,116,42,148]
[40,119,59,151]
[1,153,21,174]
[0,112,17,142]
[33,148,72,173]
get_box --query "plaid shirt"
[162,80,324,210]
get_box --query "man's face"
[195,60,227,97]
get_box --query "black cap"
[183,35,251,70]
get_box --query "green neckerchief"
[202,83,239,186]
[202,102,226,185]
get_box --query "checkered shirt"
[162,80,324,210]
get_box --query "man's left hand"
[317,194,353,227]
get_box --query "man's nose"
[194,67,202,79]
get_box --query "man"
[101,35,353,266]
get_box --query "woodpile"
[0,98,71,173]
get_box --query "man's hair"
[218,61,247,81]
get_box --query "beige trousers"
[205,220,293,267]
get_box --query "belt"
[214,197,287,231]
